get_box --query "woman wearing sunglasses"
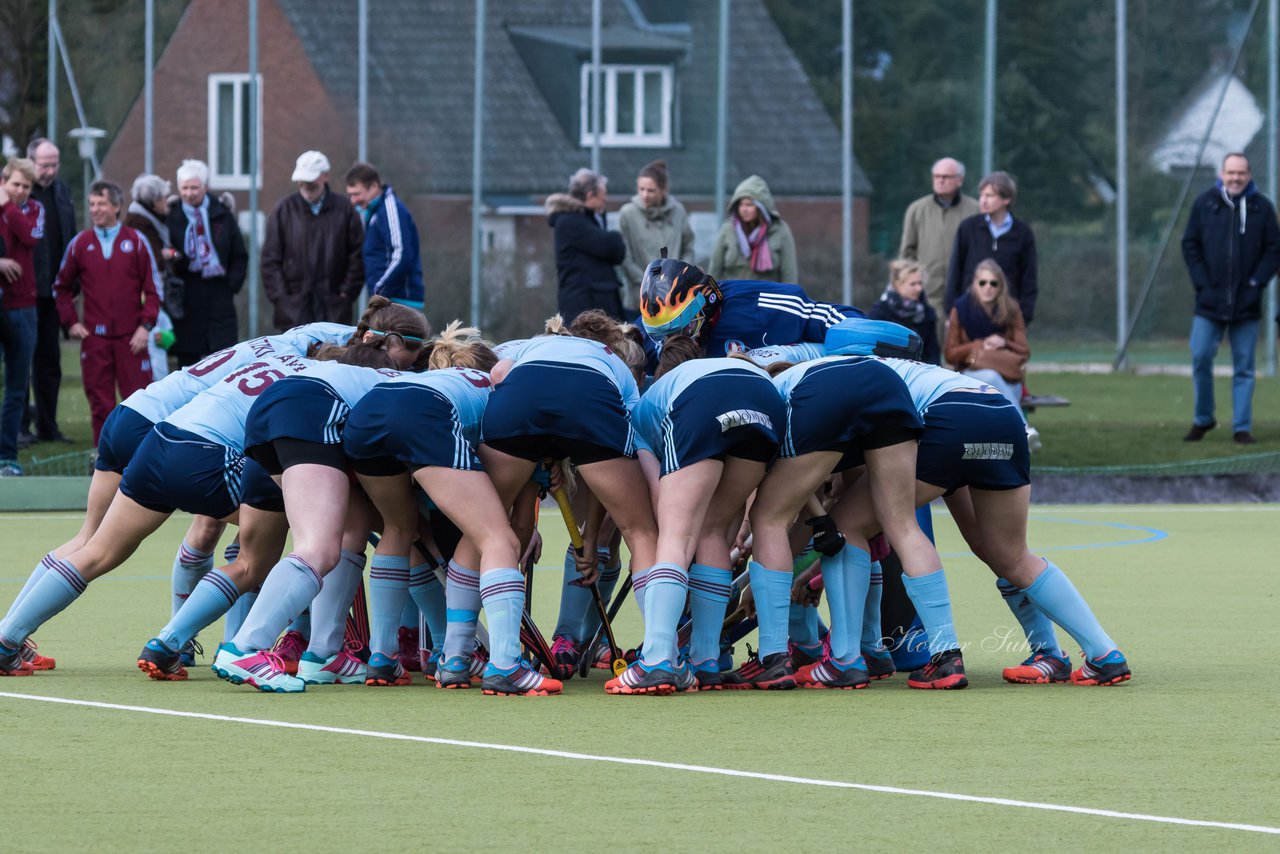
[944,259,1030,413]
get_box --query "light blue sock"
[789,603,820,648]
[862,561,886,656]
[579,549,622,643]
[1022,562,1117,660]
[443,560,480,661]
[222,587,257,643]
[399,598,418,630]
[997,577,1064,657]
[0,556,87,650]
[306,550,365,658]
[819,550,856,661]
[839,544,871,661]
[688,563,731,667]
[902,569,960,655]
[158,569,240,650]
[7,553,55,620]
[479,567,525,670]
[552,546,594,641]
[632,566,651,621]
[747,560,792,658]
[290,608,311,640]
[170,541,214,617]
[640,563,688,666]
[369,554,410,658]
[231,554,323,653]
[409,563,446,651]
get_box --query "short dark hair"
[89,180,124,209]
[345,161,381,188]
[978,171,1017,206]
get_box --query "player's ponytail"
[543,314,570,336]
[354,295,430,344]
[313,341,396,369]
[427,320,498,372]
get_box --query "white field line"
[1,691,1277,836]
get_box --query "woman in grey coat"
[617,160,695,306]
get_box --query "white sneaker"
[1026,425,1043,452]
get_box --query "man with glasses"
[899,158,979,345]
[261,151,365,331]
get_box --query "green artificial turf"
[2,507,1277,852]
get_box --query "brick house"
[102,0,871,338]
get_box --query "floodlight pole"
[714,0,729,218]
[1267,0,1278,374]
[1115,0,1129,370]
[145,0,154,173]
[590,0,602,173]
[247,0,260,338]
[841,0,853,306]
[47,0,56,144]
[471,0,486,327]
[358,0,368,162]
[982,0,996,177]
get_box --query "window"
[580,64,673,147]
[207,73,262,189]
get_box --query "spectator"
[124,173,179,380]
[944,171,1038,324]
[868,258,941,364]
[22,138,76,446]
[944,259,1032,423]
[344,161,423,310]
[54,180,161,444]
[167,159,247,366]
[899,156,979,345]
[617,159,695,309]
[0,157,43,476]
[708,175,798,283]
[262,151,365,330]
[544,167,626,321]
[1181,152,1280,445]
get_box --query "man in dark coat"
[167,159,248,367]
[944,171,1038,324]
[545,168,625,322]
[262,151,364,330]
[1180,152,1280,444]
[22,138,76,445]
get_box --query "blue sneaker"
[481,662,562,696]
[365,652,411,686]
[1003,651,1071,684]
[178,638,203,667]
[137,638,188,681]
[604,659,679,695]
[1070,650,1131,686]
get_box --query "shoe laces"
[184,639,205,658]
[271,631,305,658]
[258,651,291,675]
[550,636,579,657]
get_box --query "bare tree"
[0,0,48,149]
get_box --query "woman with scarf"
[708,174,798,284]
[167,159,248,367]
[944,258,1030,412]
[124,174,178,379]
[868,259,940,364]
[617,160,695,308]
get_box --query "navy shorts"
[344,384,482,474]
[783,359,923,471]
[95,405,156,474]
[244,378,349,450]
[660,371,784,477]
[916,390,1031,492]
[120,423,245,518]
[482,362,636,464]
[240,458,284,512]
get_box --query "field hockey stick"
[551,486,627,676]
[578,573,632,677]
[518,548,557,674]
[716,547,824,646]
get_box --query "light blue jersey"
[745,342,824,368]
[876,357,992,414]
[278,361,403,413]
[164,353,313,450]
[121,336,283,424]
[267,322,356,354]
[372,367,493,445]
[493,338,530,358]
[505,335,641,413]
[633,358,771,453]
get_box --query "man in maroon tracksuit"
[53,180,161,443]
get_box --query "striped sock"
[862,561,886,655]
[640,563,688,666]
[688,563,731,667]
[222,586,258,643]
[0,556,87,650]
[159,569,240,651]
[369,554,411,658]
[479,567,525,670]
[231,554,323,653]
[997,577,1064,657]
[223,541,241,564]
[632,566,651,621]
[170,541,214,617]
[5,553,55,619]
[443,560,480,661]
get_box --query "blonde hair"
[2,157,36,184]
[889,258,925,290]
[968,259,1019,327]
[543,314,571,336]
[427,320,498,371]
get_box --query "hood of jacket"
[545,192,590,223]
[630,193,682,222]
[727,174,780,220]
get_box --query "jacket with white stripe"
[363,185,424,305]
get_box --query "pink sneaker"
[270,630,307,675]
[398,626,422,672]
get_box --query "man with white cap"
[260,150,365,330]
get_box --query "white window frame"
[579,63,674,148]
[207,73,263,190]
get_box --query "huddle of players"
[0,257,1131,695]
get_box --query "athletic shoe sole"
[906,673,968,689]
[211,663,305,694]
[137,659,188,681]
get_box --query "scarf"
[953,292,1004,340]
[875,284,926,325]
[733,203,774,274]
[182,196,225,279]
[128,201,172,249]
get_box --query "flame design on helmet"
[640,258,720,337]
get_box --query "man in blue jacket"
[1181,153,1280,444]
[345,162,423,311]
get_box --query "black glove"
[805,514,845,557]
